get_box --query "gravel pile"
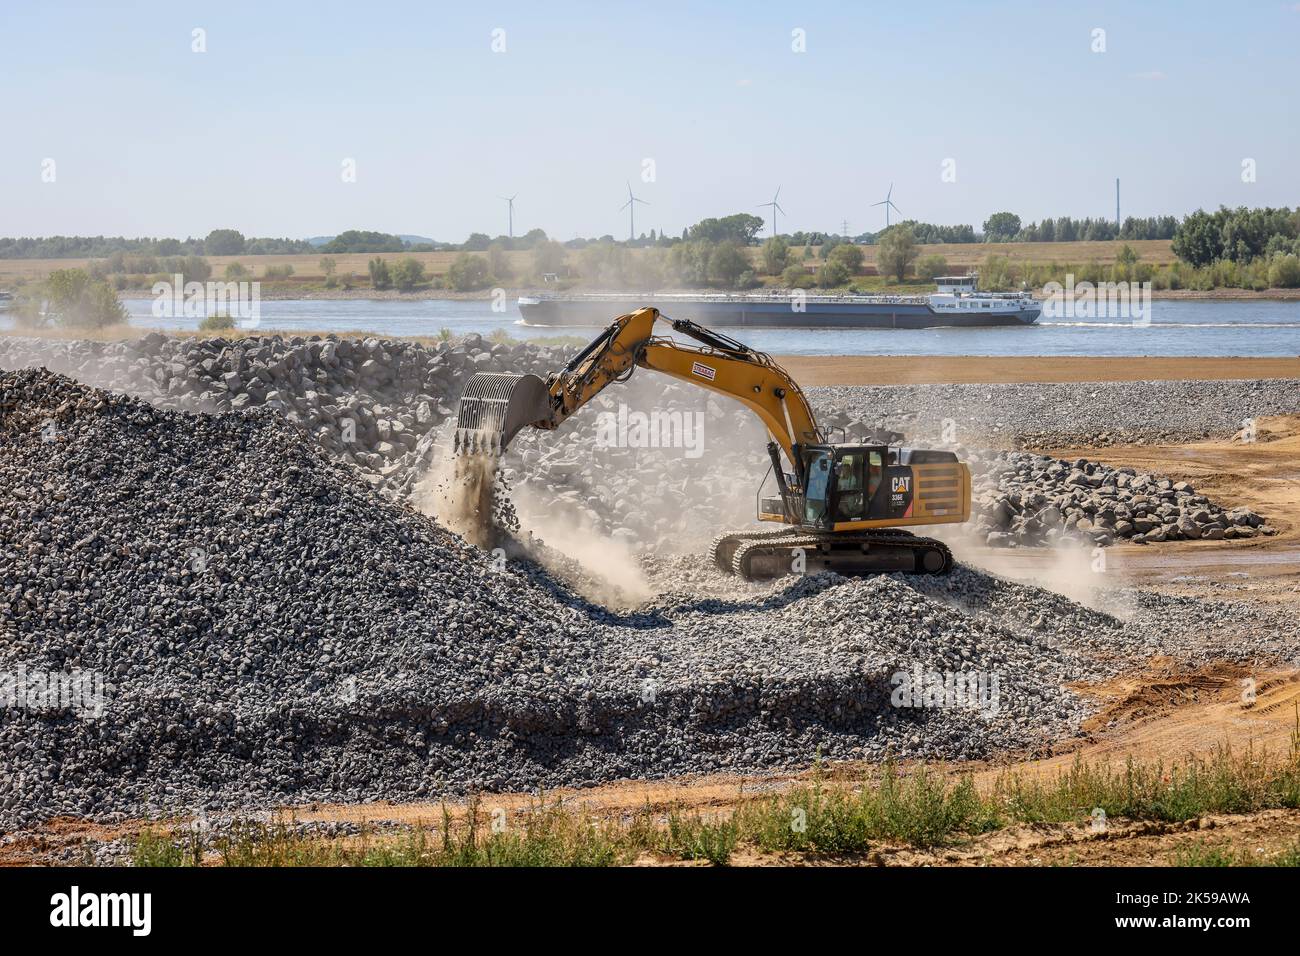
[812,378,1299,448]
[0,332,572,499]
[4,334,1296,553]
[967,450,1273,548]
[9,368,1292,832]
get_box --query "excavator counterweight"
[451,307,969,580]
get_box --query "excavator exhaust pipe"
[453,372,552,456]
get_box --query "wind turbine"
[872,183,901,228]
[620,181,649,241]
[499,193,517,239]
[758,186,786,238]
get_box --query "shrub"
[915,254,949,281]
[199,312,236,331]
[780,264,812,288]
[826,242,864,274]
[1268,254,1300,289]
[444,253,491,292]
[390,257,426,292]
[262,263,295,280]
[161,255,211,283]
[224,262,249,280]
[40,269,127,329]
[368,258,392,290]
[817,259,851,288]
[760,236,791,275]
[487,243,512,282]
[532,240,567,278]
[980,254,1018,291]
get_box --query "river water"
[7,296,1300,357]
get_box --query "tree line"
[0,232,314,259]
[0,211,1177,262]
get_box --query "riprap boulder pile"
[0,333,574,499]
[968,450,1273,548]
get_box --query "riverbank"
[3,326,1295,386]
[30,285,1300,302]
[777,355,1300,385]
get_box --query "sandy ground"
[777,355,1300,386]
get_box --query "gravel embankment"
[811,379,1298,448]
[2,335,1295,552]
[5,368,1296,833]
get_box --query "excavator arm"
[454,307,821,485]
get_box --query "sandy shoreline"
[4,325,1295,385]
[777,355,1300,385]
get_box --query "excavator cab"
[761,443,966,533]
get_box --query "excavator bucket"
[453,372,552,456]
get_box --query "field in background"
[0,239,1177,287]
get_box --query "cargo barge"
[518,276,1041,329]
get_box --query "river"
[6,296,1300,357]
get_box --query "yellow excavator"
[453,307,970,579]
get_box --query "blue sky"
[2,0,1296,240]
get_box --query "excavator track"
[710,527,799,573]
[725,528,953,580]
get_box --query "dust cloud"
[944,528,1136,618]
[412,424,654,607]
[413,446,509,550]
[509,481,653,606]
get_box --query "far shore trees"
[760,236,791,275]
[982,212,1022,243]
[487,242,512,282]
[687,214,764,245]
[707,241,750,288]
[876,225,919,281]
[532,239,567,277]
[825,242,864,275]
[204,229,246,255]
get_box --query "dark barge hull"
[518,297,1040,329]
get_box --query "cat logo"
[891,476,911,493]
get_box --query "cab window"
[803,452,832,525]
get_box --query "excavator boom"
[455,308,818,481]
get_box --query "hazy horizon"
[3,0,1297,242]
